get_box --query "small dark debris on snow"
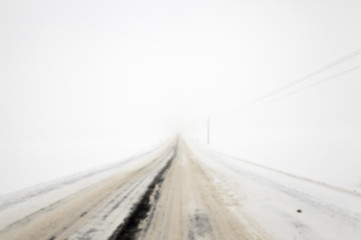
[80,211,87,217]
[297,209,302,213]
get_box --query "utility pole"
[207,118,210,144]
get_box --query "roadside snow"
[0,135,165,195]
[189,141,361,240]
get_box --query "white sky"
[1,0,360,140]
[1,0,361,193]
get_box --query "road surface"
[1,138,361,239]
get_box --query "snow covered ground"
[202,126,361,195]
[189,140,361,240]
[0,134,166,195]
[0,141,175,240]
[1,137,361,240]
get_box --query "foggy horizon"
[1,1,361,239]
[1,0,361,195]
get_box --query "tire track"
[108,145,176,240]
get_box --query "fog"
[1,0,361,194]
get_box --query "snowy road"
[1,138,361,239]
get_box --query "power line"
[237,64,361,115]
[212,48,361,119]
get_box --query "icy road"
[1,139,361,239]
